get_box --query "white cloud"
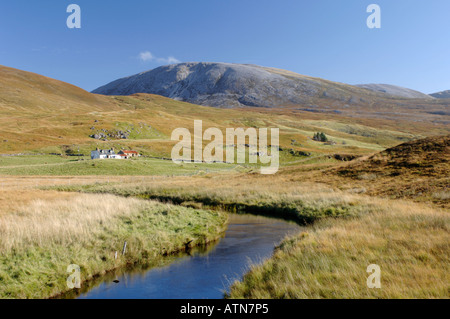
[139,51,154,62]
[138,51,180,65]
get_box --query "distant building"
[118,150,140,159]
[91,148,123,160]
[91,148,139,160]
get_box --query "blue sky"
[1,0,449,93]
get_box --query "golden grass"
[1,194,152,252]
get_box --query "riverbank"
[0,192,227,299]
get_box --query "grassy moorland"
[0,65,448,299]
[0,191,227,298]
[52,177,363,225]
[1,65,449,160]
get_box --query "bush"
[313,132,328,142]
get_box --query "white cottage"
[91,148,122,160]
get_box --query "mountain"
[355,84,432,99]
[430,90,450,99]
[93,63,439,108]
[92,62,403,108]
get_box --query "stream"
[77,214,301,299]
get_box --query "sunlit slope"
[0,65,116,114]
[0,65,126,152]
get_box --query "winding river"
[76,214,301,299]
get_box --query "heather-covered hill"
[332,135,450,207]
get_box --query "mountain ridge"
[355,83,432,99]
[430,90,450,99]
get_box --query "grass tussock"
[0,193,227,299]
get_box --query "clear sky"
[1,0,449,93]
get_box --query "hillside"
[0,65,115,114]
[330,135,450,207]
[0,65,449,159]
[0,65,127,152]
